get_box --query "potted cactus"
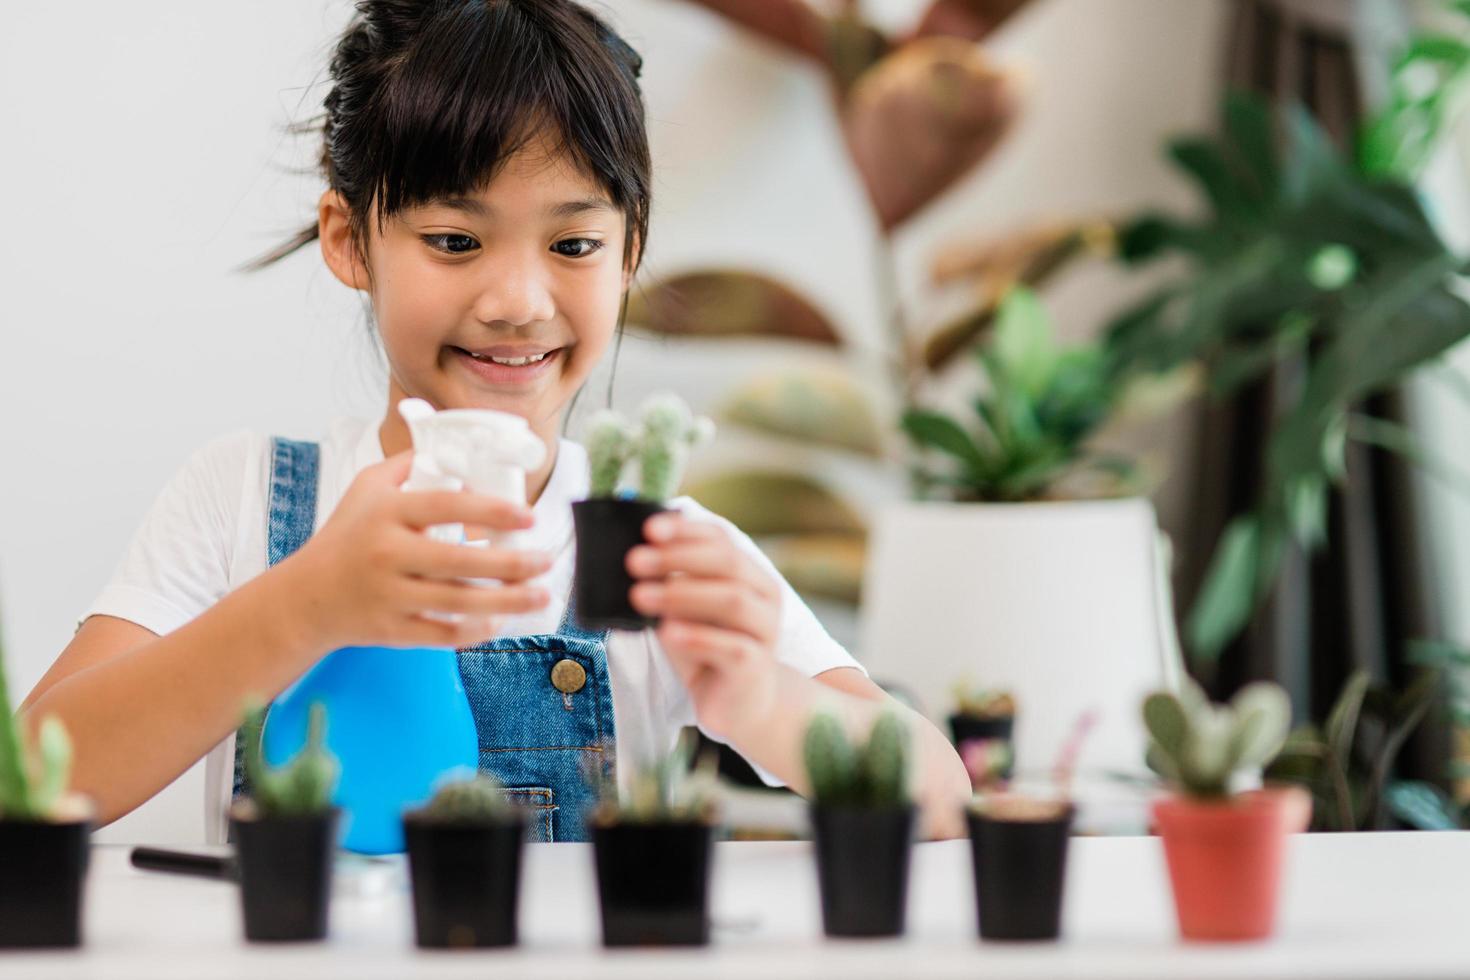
[402,773,526,949]
[588,736,718,947]
[1143,680,1306,942]
[230,701,340,943]
[572,394,715,631]
[803,711,914,938]
[0,625,91,949]
[948,684,1016,788]
[965,711,1092,942]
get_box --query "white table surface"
[5,832,1468,979]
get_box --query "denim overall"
[233,436,615,844]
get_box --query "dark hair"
[249,0,650,273]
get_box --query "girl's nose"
[473,261,556,327]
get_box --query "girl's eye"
[552,238,604,258]
[422,234,480,255]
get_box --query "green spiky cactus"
[636,394,716,503]
[241,701,339,816]
[596,731,718,824]
[0,614,74,821]
[802,711,911,807]
[586,410,636,498]
[1142,679,1290,799]
[422,773,513,824]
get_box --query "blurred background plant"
[627,0,1116,614]
[1106,65,1470,663]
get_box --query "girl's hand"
[287,451,553,651]
[626,513,783,740]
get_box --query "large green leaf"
[902,409,991,478]
[1185,517,1272,660]
[685,471,866,537]
[990,287,1055,398]
[719,368,883,456]
[1386,781,1462,830]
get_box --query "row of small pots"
[0,785,1304,949]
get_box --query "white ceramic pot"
[859,498,1183,795]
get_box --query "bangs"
[357,0,648,238]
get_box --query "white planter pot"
[859,498,1183,794]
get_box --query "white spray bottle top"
[397,397,549,619]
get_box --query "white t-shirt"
[81,417,863,843]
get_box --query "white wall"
[0,0,1226,837]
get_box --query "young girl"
[21,0,969,842]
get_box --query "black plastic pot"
[571,498,668,631]
[0,818,91,948]
[403,812,525,948]
[592,819,713,947]
[810,804,915,938]
[948,713,1016,780]
[230,807,339,942]
[967,802,1074,941]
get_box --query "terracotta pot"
[1151,787,1306,941]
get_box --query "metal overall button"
[551,659,587,695]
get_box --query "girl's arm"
[628,514,972,839]
[20,452,552,826]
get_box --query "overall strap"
[234,437,322,801]
[266,437,321,568]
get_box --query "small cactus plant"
[1142,679,1290,799]
[583,394,715,504]
[420,773,515,824]
[0,620,75,821]
[591,733,718,824]
[803,711,911,808]
[240,702,339,817]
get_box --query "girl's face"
[320,133,633,445]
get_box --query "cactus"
[240,701,340,817]
[586,409,636,498]
[581,394,715,504]
[421,773,514,824]
[594,732,718,824]
[1142,679,1290,799]
[802,710,911,807]
[636,394,717,503]
[0,615,74,821]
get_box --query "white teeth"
[470,351,550,366]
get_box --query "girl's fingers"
[398,490,534,533]
[631,579,777,644]
[624,540,770,596]
[400,578,550,618]
[395,532,553,583]
[656,618,759,668]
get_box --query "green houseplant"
[572,394,715,631]
[803,710,915,938]
[0,621,91,949]
[1142,679,1303,941]
[230,701,340,943]
[588,735,719,947]
[402,773,526,949]
[1109,80,1470,661]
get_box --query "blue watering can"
[261,398,548,854]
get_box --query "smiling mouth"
[451,345,564,383]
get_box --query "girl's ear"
[319,191,371,291]
[621,233,642,292]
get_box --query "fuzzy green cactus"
[950,682,1016,719]
[802,711,911,807]
[0,618,74,821]
[240,701,339,817]
[581,395,715,503]
[1142,679,1290,799]
[421,773,513,824]
[586,409,636,498]
[636,394,717,503]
